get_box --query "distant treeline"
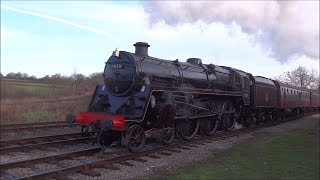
[1,72,103,85]
[1,72,105,98]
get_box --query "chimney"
[133,42,150,56]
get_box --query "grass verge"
[1,79,70,99]
[0,96,91,124]
[149,119,319,180]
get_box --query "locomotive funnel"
[134,42,150,56]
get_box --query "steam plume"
[143,1,319,62]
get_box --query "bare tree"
[274,66,319,90]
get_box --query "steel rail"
[0,147,101,169]
[0,121,65,129]
[0,132,82,147]
[0,123,79,132]
[0,137,90,153]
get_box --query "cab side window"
[245,78,250,90]
[234,74,241,90]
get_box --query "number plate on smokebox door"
[110,64,124,69]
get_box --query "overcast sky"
[1,1,319,78]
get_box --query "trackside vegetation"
[0,76,100,124]
[149,119,319,180]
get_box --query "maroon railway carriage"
[276,82,318,114]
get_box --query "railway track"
[0,113,317,180]
[0,121,79,132]
[0,133,90,153]
[0,131,241,180]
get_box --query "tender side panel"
[253,76,278,108]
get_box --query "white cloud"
[1,1,318,79]
[144,1,319,62]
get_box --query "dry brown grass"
[0,95,91,125]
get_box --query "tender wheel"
[161,128,175,145]
[202,116,219,135]
[245,115,255,128]
[260,113,267,123]
[127,124,146,153]
[265,113,273,123]
[177,119,200,140]
[254,114,261,125]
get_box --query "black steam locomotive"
[67,42,320,152]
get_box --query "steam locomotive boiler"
[67,42,250,152]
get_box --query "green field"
[149,119,319,180]
[1,78,70,99]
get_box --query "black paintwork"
[103,51,240,97]
[90,43,252,119]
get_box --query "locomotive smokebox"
[134,42,150,56]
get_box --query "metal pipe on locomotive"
[67,42,320,152]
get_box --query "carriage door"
[298,91,302,107]
[284,89,287,107]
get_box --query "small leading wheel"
[177,119,200,141]
[202,116,219,135]
[97,130,114,151]
[161,128,175,145]
[81,126,90,137]
[127,124,146,153]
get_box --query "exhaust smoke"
[143,1,319,62]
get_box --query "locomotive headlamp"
[112,48,120,57]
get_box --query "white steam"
[143,1,319,62]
